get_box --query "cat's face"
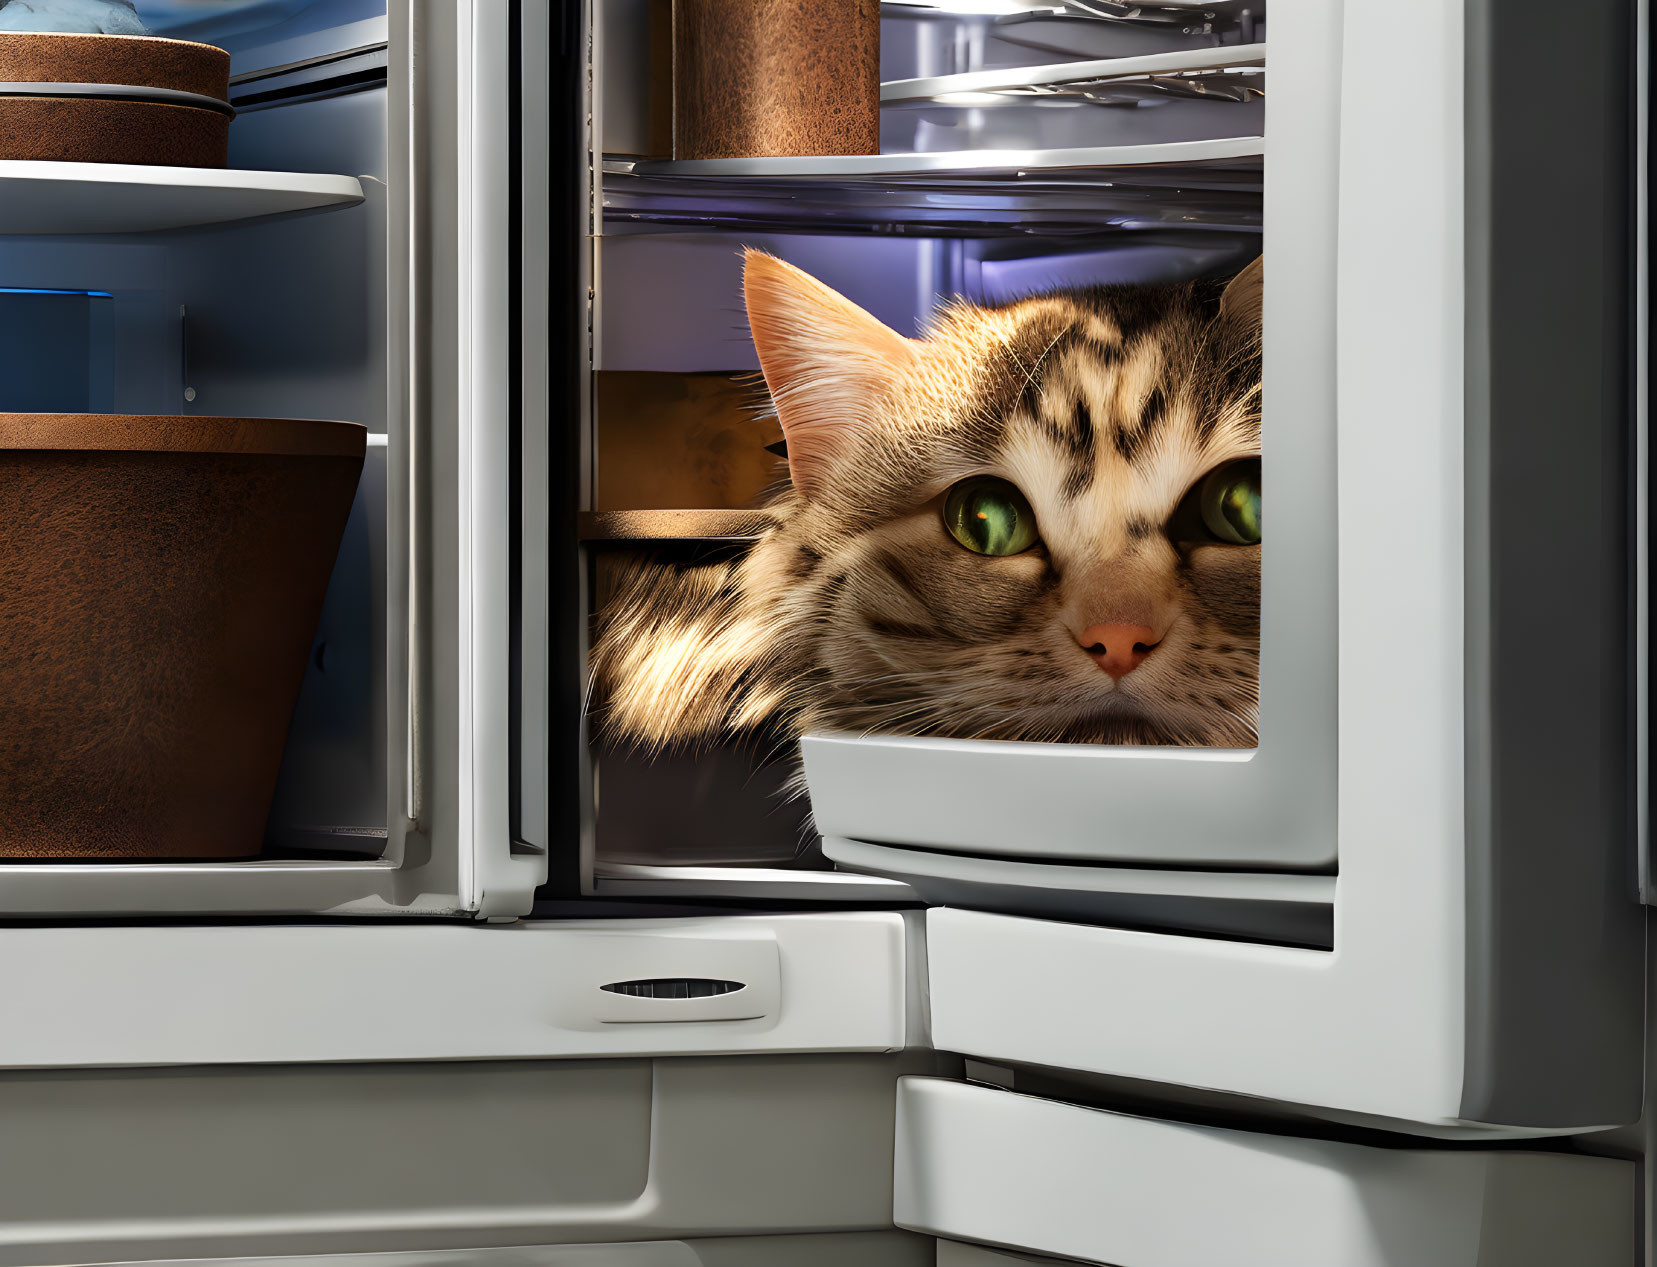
[744,251,1261,746]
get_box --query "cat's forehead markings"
[1079,311,1123,347]
[1001,417,1175,537]
[1110,339,1167,429]
[1010,335,1179,481]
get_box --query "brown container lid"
[0,414,367,458]
[0,31,230,101]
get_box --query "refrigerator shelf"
[0,160,365,235]
[880,42,1266,104]
[627,136,1262,180]
[580,508,780,542]
[591,863,918,903]
[605,150,1262,237]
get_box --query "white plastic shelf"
[0,161,365,235]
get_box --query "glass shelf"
[627,135,1260,179]
[605,142,1262,238]
[880,42,1265,104]
[879,46,1265,153]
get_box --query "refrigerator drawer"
[894,1078,1635,1267]
[923,894,1640,1134]
[0,914,908,1069]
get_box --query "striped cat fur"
[591,250,1262,751]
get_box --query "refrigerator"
[0,0,1645,1264]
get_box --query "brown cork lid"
[0,414,368,458]
[0,31,229,101]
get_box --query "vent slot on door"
[600,977,745,999]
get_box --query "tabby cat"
[592,250,1261,750]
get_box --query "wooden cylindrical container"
[672,0,879,160]
[0,32,232,167]
[0,415,366,860]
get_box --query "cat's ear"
[743,250,920,496]
[1218,255,1263,339]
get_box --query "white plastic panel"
[0,1055,930,1266]
[894,1079,1635,1267]
[0,914,907,1068]
[923,906,1474,1132]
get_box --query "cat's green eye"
[943,477,1040,556]
[1167,459,1261,546]
[1195,460,1261,545]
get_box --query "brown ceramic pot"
[0,415,366,860]
[0,96,227,166]
[672,0,880,160]
[0,31,231,167]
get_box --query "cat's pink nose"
[1077,623,1161,679]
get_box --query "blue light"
[0,287,113,297]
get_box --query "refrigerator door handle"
[550,933,783,1030]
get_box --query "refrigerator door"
[0,0,545,918]
[802,4,1327,883]
[822,0,1645,1136]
